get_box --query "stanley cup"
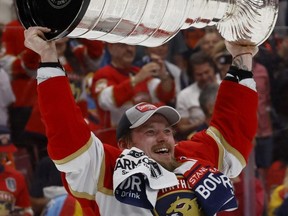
[15,0,279,47]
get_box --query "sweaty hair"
[118,131,133,149]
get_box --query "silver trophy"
[15,0,279,46]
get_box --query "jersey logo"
[152,175,202,216]
[0,190,15,215]
[166,196,201,216]
[94,79,108,94]
[5,178,16,192]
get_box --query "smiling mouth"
[154,148,169,154]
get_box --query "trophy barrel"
[14,0,279,46]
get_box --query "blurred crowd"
[1,0,288,215]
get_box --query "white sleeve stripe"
[37,67,66,84]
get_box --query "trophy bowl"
[14,0,279,47]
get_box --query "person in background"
[90,42,175,146]
[199,27,223,57]
[176,51,220,140]
[0,0,17,25]
[0,24,15,127]
[0,67,15,127]
[211,40,232,80]
[135,43,182,107]
[196,82,219,131]
[0,20,40,149]
[253,57,274,206]
[0,125,33,216]
[30,157,87,216]
[41,194,83,216]
[29,157,63,216]
[268,167,288,216]
[173,28,206,88]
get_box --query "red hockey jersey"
[37,67,257,216]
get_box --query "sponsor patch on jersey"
[184,163,237,215]
[115,174,153,209]
[114,156,163,179]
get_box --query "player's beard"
[158,157,180,172]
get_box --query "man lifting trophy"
[16,0,278,215]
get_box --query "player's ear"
[118,138,129,150]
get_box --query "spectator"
[253,61,274,193]
[68,38,104,75]
[90,42,175,146]
[0,23,15,126]
[211,40,232,80]
[197,83,219,130]
[135,43,182,106]
[173,28,206,87]
[41,194,83,216]
[0,0,17,24]
[0,19,41,152]
[176,51,220,140]
[0,125,33,216]
[30,156,99,215]
[268,167,288,216]
[185,82,220,140]
[29,157,63,216]
[0,67,15,127]
[24,26,259,216]
[199,27,223,57]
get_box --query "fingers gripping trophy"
[15,0,278,46]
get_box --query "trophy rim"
[14,0,91,40]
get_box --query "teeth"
[155,148,168,153]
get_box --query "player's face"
[131,114,179,171]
